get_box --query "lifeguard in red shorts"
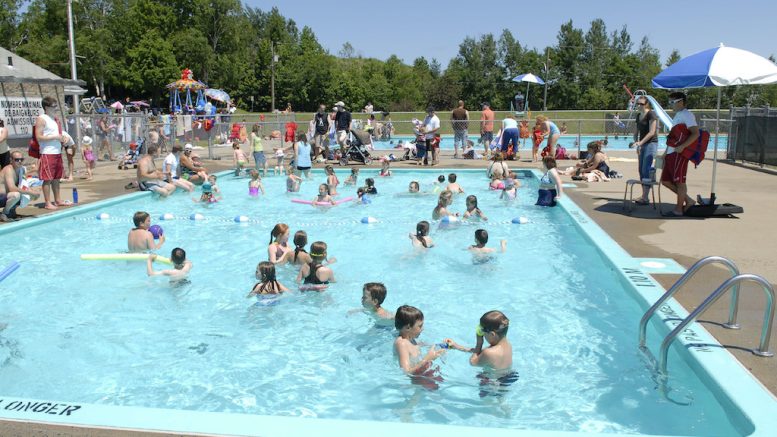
[35,96,68,210]
[660,92,698,217]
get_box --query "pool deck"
[2,142,776,435]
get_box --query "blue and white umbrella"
[512,73,545,112]
[204,88,231,104]
[652,44,777,200]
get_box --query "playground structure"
[167,68,207,113]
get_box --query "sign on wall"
[0,97,43,139]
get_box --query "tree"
[339,42,355,59]
[666,49,682,67]
[126,31,179,100]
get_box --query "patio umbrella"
[204,88,231,104]
[129,100,150,107]
[109,101,123,110]
[512,73,544,112]
[652,44,777,205]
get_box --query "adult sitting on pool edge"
[179,143,208,185]
[136,144,176,197]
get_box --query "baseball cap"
[334,101,345,107]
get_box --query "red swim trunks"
[661,152,689,184]
[39,153,64,181]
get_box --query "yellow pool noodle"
[80,253,173,265]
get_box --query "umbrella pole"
[710,87,721,204]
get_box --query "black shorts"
[296,166,311,171]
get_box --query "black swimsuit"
[303,263,329,285]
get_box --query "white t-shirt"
[424,114,440,140]
[39,114,62,155]
[503,118,518,130]
[668,109,697,155]
[162,153,179,178]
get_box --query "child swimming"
[325,165,339,195]
[296,241,335,290]
[379,157,392,177]
[446,173,465,194]
[537,156,563,207]
[312,183,336,206]
[233,142,248,176]
[463,195,487,221]
[286,164,303,192]
[343,167,359,186]
[409,220,434,249]
[247,261,289,296]
[393,305,446,380]
[433,174,445,193]
[432,190,457,220]
[248,170,265,196]
[128,211,165,252]
[468,229,506,254]
[408,181,420,193]
[359,282,394,321]
[146,248,192,279]
[362,178,377,195]
[356,187,371,204]
[268,223,291,264]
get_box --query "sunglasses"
[14,158,25,163]
[636,102,646,106]
[668,98,682,105]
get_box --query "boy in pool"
[446,310,516,396]
[362,178,377,195]
[394,305,446,377]
[468,229,506,254]
[446,173,465,194]
[146,248,192,279]
[286,164,302,192]
[356,282,394,321]
[128,211,165,252]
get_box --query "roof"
[0,46,86,86]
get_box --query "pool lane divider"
[0,261,20,283]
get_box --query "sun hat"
[82,135,93,145]
[334,101,345,107]
[184,143,194,150]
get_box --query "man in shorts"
[35,96,67,210]
[661,92,698,216]
[451,100,469,158]
[423,107,440,165]
[137,144,176,197]
[334,101,351,155]
[312,104,330,161]
[480,102,495,157]
[0,151,39,221]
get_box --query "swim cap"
[202,182,213,193]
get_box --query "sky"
[248,0,777,67]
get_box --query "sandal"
[665,211,684,217]
[635,199,650,205]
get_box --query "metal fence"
[728,106,777,167]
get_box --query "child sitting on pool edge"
[128,211,165,252]
[146,248,192,278]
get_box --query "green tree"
[126,31,179,100]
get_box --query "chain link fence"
[728,106,777,167]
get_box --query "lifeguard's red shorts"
[661,152,689,184]
[39,153,64,181]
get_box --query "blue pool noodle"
[0,261,20,283]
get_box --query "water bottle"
[72,187,79,204]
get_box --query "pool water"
[372,134,729,152]
[0,169,746,435]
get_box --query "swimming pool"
[372,135,729,152]
[0,169,774,436]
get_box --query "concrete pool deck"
[2,143,776,435]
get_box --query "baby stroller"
[339,129,373,166]
[118,142,140,170]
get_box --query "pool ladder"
[638,256,775,377]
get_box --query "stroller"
[118,141,140,170]
[339,129,373,165]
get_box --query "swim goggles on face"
[476,324,486,337]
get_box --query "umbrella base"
[684,203,744,217]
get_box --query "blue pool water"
[0,170,747,435]
[372,134,729,152]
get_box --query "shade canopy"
[109,101,123,109]
[652,44,777,89]
[204,88,231,103]
[512,73,545,85]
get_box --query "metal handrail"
[659,274,775,375]
[638,256,741,350]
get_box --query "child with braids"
[296,241,335,291]
[247,261,289,297]
[409,221,434,249]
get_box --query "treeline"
[4,0,776,111]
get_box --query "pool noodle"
[291,197,354,206]
[0,262,20,283]
[80,254,173,265]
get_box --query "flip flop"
[635,199,650,205]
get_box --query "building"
[0,46,86,147]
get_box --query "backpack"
[667,124,710,168]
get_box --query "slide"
[644,95,674,130]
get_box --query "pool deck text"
[0,399,81,416]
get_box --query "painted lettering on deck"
[0,400,81,416]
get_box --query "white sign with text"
[0,97,43,138]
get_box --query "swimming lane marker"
[190,213,205,221]
[0,261,20,283]
[95,213,110,220]
[159,213,175,220]
[511,217,529,224]
[361,216,378,224]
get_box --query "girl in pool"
[312,183,336,206]
[324,164,339,195]
[278,230,312,266]
[247,261,289,296]
[194,177,220,203]
[286,164,302,192]
[344,167,359,186]
[363,178,377,195]
[537,156,563,207]
[379,157,392,177]
[356,187,371,204]
[248,170,265,196]
[432,190,457,220]
[268,223,292,264]
[463,195,488,221]
[233,142,248,176]
[500,178,517,201]
[490,174,505,190]
[409,220,434,249]
[408,181,420,193]
[296,241,336,290]
[469,229,506,254]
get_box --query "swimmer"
[356,187,371,204]
[268,223,291,264]
[286,164,303,192]
[433,174,445,192]
[489,175,504,190]
[394,305,446,375]
[351,282,394,321]
[379,158,392,177]
[233,142,248,176]
[409,220,434,248]
[128,211,165,252]
[500,178,517,201]
[468,229,506,254]
[208,175,221,194]
[463,195,488,221]
[146,248,192,278]
[362,178,377,195]
[312,183,336,206]
[446,173,464,194]
[446,310,516,396]
[296,241,335,289]
[248,170,265,196]
[194,179,218,203]
[432,190,458,220]
[325,165,339,195]
[408,181,420,193]
[247,261,288,296]
[343,167,359,186]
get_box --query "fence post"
[577,119,582,157]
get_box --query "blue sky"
[248,0,777,66]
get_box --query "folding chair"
[623,156,663,213]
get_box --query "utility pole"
[66,0,80,142]
[271,41,276,112]
[543,47,549,111]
